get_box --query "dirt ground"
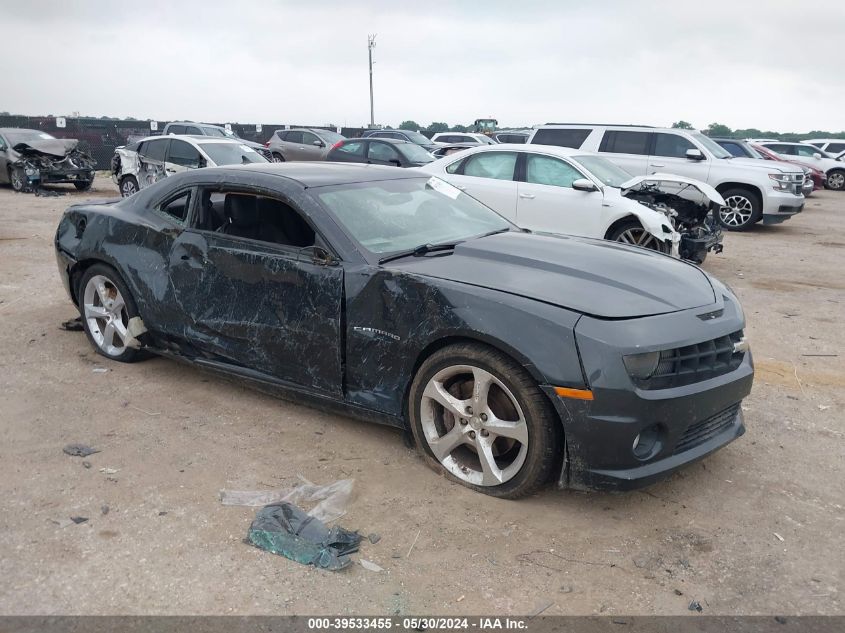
[0,176,842,616]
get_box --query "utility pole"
[368,34,377,127]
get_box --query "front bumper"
[762,191,804,224]
[552,292,753,491]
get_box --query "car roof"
[136,134,246,145]
[538,123,656,129]
[352,137,409,145]
[462,143,585,157]
[0,127,43,133]
[222,162,429,187]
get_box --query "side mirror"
[572,178,598,192]
[198,157,207,168]
[313,140,324,147]
[686,148,705,160]
[813,153,822,159]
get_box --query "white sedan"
[419,144,725,261]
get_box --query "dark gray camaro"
[54,163,753,498]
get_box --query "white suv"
[430,132,496,145]
[754,141,845,191]
[527,125,805,230]
[804,138,845,157]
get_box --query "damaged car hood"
[620,174,725,207]
[387,231,715,318]
[12,139,80,157]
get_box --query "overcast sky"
[3,0,844,132]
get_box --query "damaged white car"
[111,135,268,197]
[420,144,725,263]
[0,128,96,192]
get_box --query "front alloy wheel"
[409,343,561,498]
[827,170,845,191]
[607,220,669,253]
[718,188,761,231]
[9,168,25,192]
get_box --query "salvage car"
[421,144,724,263]
[0,128,96,192]
[326,138,434,167]
[111,135,267,197]
[55,163,753,498]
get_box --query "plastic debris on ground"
[63,444,100,457]
[220,476,353,523]
[60,316,84,332]
[359,559,384,573]
[247,502,362,571]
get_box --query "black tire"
[74,180,93,191]
[77,263,146,363]
[606,219,670,253]
[272,153,285,163]
[119,175,139,198]
[718,188,762,231]
[825,169,845,191]
[408,342,562,499]
[9,167,25,192]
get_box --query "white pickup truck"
[528,124,805,230]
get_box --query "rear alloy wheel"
[119,175,139,197]
[409,343,561,498]
[827,170,845,191]
[718,188,761,231]
[74,180,93,191]
[272,153,285,163]
[9,167,25,192]
[78,264,144,363]
[607,220,669,253]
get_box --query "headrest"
[224,194,258,226]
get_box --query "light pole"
[368,34,377,127]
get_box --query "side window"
[368,142,400,162]
[767,144,795,155]
[337,141,365,156]
[196,189,316,249]
[462,152,517,180]
[795,145,820,157]
[167,125,186,135]
[827,143,845,153]
[142,139,168,162]
[286,131,304,144]
[652,133,696,158]
[599,131,651,155]
[275,131,288,141]
[157,189,192,223]
[167,139,202,168]
[524,154,583,188]
[532,128,592,149]
[301,131,320,146]
[445,157,464,174]
[184,126,201,135]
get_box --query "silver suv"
[265,128,345,162]
[528,124,805,231]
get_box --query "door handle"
[519,193,535,199]
[651,163,665,168]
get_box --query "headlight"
[768,173,791,191]
[623,351,660,379]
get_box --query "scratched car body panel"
[55,163,754,497]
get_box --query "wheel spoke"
[428,423,466,461]
[484,416,528,445]
[477,436,505,485]
[423,380,467,419]
[111,294,125,313]
[471,367,495,412]
[95,281,109,305]
[112,319,128,345]
[102,321,116,347]
[85,305,108,319]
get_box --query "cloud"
[2,0,844,131]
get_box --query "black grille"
[637,330,745,390]
[674,403,740,454]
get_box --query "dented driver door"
[167,229,344,396]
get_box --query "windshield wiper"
[378,241,462,264]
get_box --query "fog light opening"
[632,424,663,460]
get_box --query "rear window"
[531,128,592,149]
[827,142,845,153]
[198,142,267,166]
[598,131,651,155]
